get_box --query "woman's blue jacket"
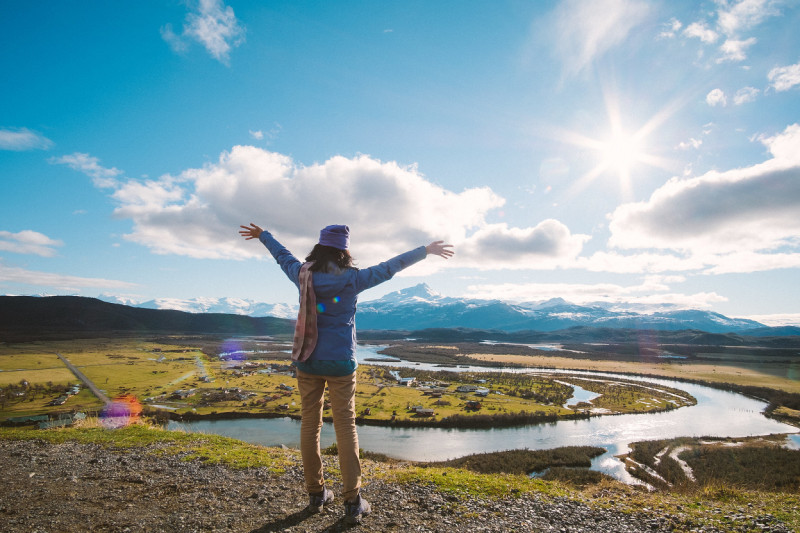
[259,230,427,373]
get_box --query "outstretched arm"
[239,223,263,240]
[238,223,302,285]
[355,241,454,292]
[425,241,454,259]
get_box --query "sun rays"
[554,88,682,200]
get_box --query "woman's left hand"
[239,223,264,240]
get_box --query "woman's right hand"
[425,241,454,259]
[239,223,263,240]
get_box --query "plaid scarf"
[292,262,318,362]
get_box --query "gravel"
[0,439,793,532]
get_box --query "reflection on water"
[169,344,799,483]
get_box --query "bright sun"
[553,87,679,200]
[600,131,643,175]
[559,117,671,200]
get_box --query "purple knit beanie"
[319,224,350,250]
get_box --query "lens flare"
[332,296,340,304]
[101,395,142,429]
[220,339,247,369]
[220,339,244,360]
[316,303,327,313]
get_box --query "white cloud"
[703,250,800,274]
[677,138,703,150]
[0,263,137,291]
[577,251,705,274]
[104,145,585,270]
[717,37,757,62]
[0,128,53,151]
[733,86,759,104]
[659,18,683,38]
[683,21,719,43]
[768,60,800,91]
[542,0,651,77]
[676,1,782,63]
[606,123,800,273]
[50,152,123,188]
[249,129,264,140]
[464,278,726,309]
[716,0,781,36]
[161,0,245,65]
[455,221,590,270]
[0,230,63,257]
[742,313,800,326]
[705,88,727,106]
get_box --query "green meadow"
[1,337,695,424]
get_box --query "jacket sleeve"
[259,230,303,288]
[355,246,427,293]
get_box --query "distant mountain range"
[2,293,798,344]
[0,296,294,342]
[95,283,796,335]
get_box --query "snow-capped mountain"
[356,284,766,333]
[98,295,298,319]
[98,284,767,333]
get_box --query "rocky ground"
[0,439,793,533]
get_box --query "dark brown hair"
[305,244,354,272]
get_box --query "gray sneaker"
[307,487,334,514]
[344,494,371,525]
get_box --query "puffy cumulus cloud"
[706,88,727,106]
[541,0,651,78]
[161,0,245,65]
[455,220,590,270]
[0,262,137,291]
[107,146,583,269]
[0,230,63,257]
[464,278,726,309]
[607,123,800,272]
[768,60,800,92]
[0,128,53,151]
[50,152,123,188]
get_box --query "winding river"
[169,345,800,483]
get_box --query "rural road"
[54,351,110,405]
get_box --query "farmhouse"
[408,405,435,416]
[388,370,417,386]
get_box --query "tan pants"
[296,369,361,501]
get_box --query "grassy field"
[1,337,706,425]
[463,352,800,394]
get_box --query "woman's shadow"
[250,509,358,532]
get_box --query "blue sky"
[2,0,799,325]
